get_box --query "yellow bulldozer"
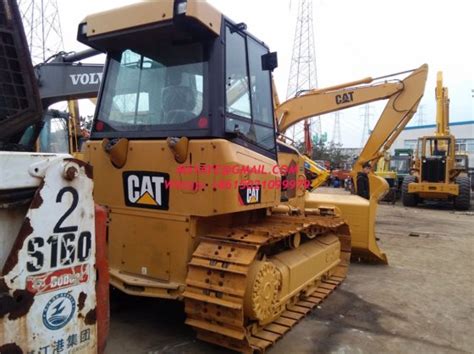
[76,0,427,351]
[78,2,351,351]
[402,72,471,210]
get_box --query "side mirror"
[261,52,278,71]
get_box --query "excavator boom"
[435,71,450,136]
[277,81,401,133]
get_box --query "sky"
[51,0,473,147]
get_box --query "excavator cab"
[389,149,412,177]
[18,111,71,153]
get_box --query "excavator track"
[184,213,351,353]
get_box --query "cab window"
[39,117,69,153]
[425,138,450,157]
[96,41,207,133]
[225,25,275,152]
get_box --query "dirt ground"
[105,188,474,354]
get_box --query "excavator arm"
[35,48,103,108]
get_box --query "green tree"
[297,140,350,169]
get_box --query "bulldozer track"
[184,213,351,353]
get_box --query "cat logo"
[238,185,261,205]
[335,91,354,105]
[123,171,170,210]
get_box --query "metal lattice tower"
[360,104,373,147]
[416,104,425,126]
[286,0,320,148]
[331,111,341,145]
[18,0,64,64]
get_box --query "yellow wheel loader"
[275,65,428,263]
[78,1,350,352]
[402,72,471,210]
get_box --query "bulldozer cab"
[81,7,277,159]
[77,1,286,301]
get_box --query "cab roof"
[78,0,221,44]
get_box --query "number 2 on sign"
[26,187,92,273]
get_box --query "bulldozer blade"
[305,192,388,264]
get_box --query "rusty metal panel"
[1,156,97,353]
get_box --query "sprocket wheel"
[244,261,281,324]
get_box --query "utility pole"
[331,111,342,145]
[286,0,320,154]
[416,104,425,126]
[18,0,64,64]
[360,104,373,147]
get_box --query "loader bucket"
[305,192,388,264]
